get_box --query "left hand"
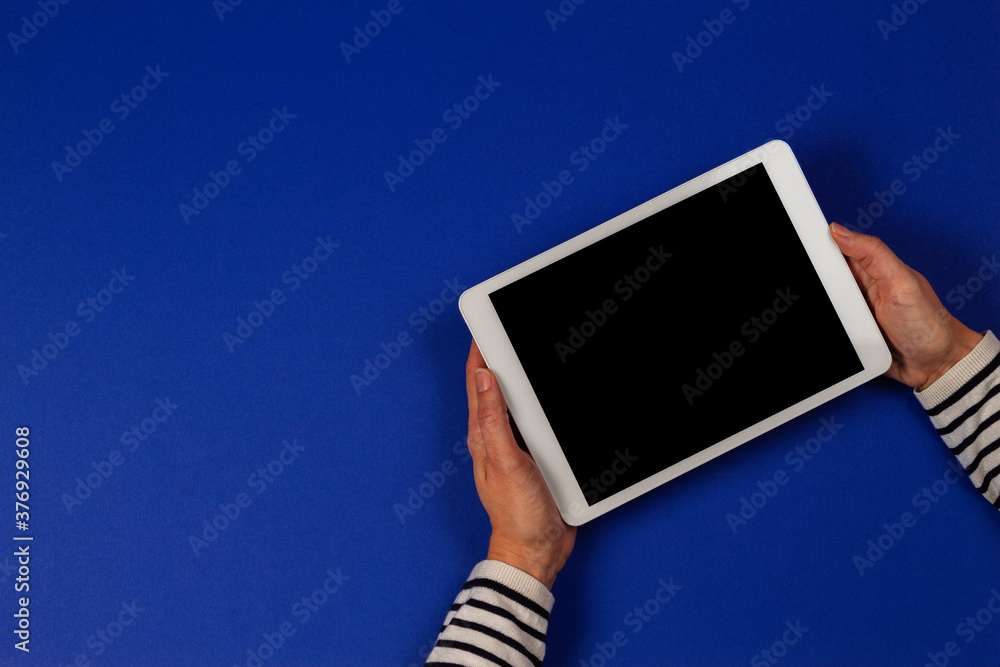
[465,340,577,590]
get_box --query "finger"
[829,223,909,285]
[466,339,486,426]
[475,368,529,477]
[466,340,487,466]
[843,254,880,305]
[829,225,883,307]
[467,338,486,368]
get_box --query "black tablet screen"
[489,166,864,506]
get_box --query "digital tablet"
[459,141,891,525]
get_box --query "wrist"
[487,538,562,590]
[919,321,983,391]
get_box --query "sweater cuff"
[915,330,999,409]
[470,560,555,611]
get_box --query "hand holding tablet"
[466,343,577,590]
[460,141,893,525]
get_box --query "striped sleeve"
[426,560,554,667]
[915,330,1000,509]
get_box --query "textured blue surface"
[2,1,999,665]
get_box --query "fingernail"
[830,222,852,238]
[476,369,492,393]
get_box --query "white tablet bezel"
[459,140,891,526]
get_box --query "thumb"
[475,369,527,471]
[829,222,909,284]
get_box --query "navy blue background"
[2,1,998,664]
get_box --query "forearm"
[915,330,1000,508]
[426,560,554,666]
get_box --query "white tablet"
[459,141,891,525]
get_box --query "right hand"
[829,222,983,391]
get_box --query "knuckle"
[868,235,889,256]
[478,403,507,430]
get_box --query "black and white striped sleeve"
[916,330,1000,509]
[426,560,554,667]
